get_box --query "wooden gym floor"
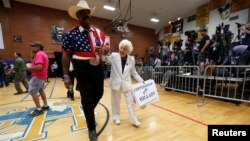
[0,78,250,141]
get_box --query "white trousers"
[111,89,139,124]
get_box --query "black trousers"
[72,59,104,131]
[69,71,75,85]
[67,70,75,98]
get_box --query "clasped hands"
[95,46,110,55]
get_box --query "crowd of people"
[138,23,249,68]
[133,22,250,88]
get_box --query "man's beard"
[81,15,91,29]
[83,15,91,21]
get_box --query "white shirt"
[154,58,161,67]
[51,63,58,71]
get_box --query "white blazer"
[107,53,143,91]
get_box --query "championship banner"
[132,79,159,108]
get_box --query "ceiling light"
[150,18,160,23]
[103,5,115,11]
[169,21,172,24]
[177,17,181,20]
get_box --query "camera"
[173,39,183,52]
[157,40,163,46]
[184,30,198,43]
[216,23,230,33]
[158,40,171,47]
[236,22,242,28]
[216,26,221,35]
[174,39,183,47]
[224,24,230,32]
[166,41,171,47]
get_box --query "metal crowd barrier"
[200,65,250,105]
[135,66,153,81]
[135,65,250,106]
[153,66,200,94]
[153,66,203,105]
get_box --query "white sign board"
[132,79,159,108]
[0,23,4,49]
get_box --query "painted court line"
[104,83,207,126]
[49,78,57,98]
[151,104,207,126]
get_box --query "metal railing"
[153,66,200,94]
[199,65,250,106]
[153,66,202,105]
[136,66,153,81]
[135,65,250,107]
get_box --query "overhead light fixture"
[169,21,172,24]
[103,5,115,11]
[177,17,181,20]
[150,18,160,23]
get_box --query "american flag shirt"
[62,26,106,58]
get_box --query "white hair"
[119,39,133,54]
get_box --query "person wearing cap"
[12,52,29,95]
[198,29,210,74]
[62,1,109,140]
[106,39,144,127]
[26,41,50,117]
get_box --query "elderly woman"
[106,39,144,127]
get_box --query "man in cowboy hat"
[62,1,109,141]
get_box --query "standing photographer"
[198,29,210,74]
[184,30,198,65]
[184,39,195,65]
[173,39,183,65]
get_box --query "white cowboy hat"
[68,0,95,20]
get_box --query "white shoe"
[132,121,141,127]
[114,119,120,125]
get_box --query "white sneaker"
[114,119,120,125]
[132,121,141,127]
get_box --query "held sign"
[132,79,159,108]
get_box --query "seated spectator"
[161,53,178,87]
[139,58,144,66]
[154,56,161,68]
